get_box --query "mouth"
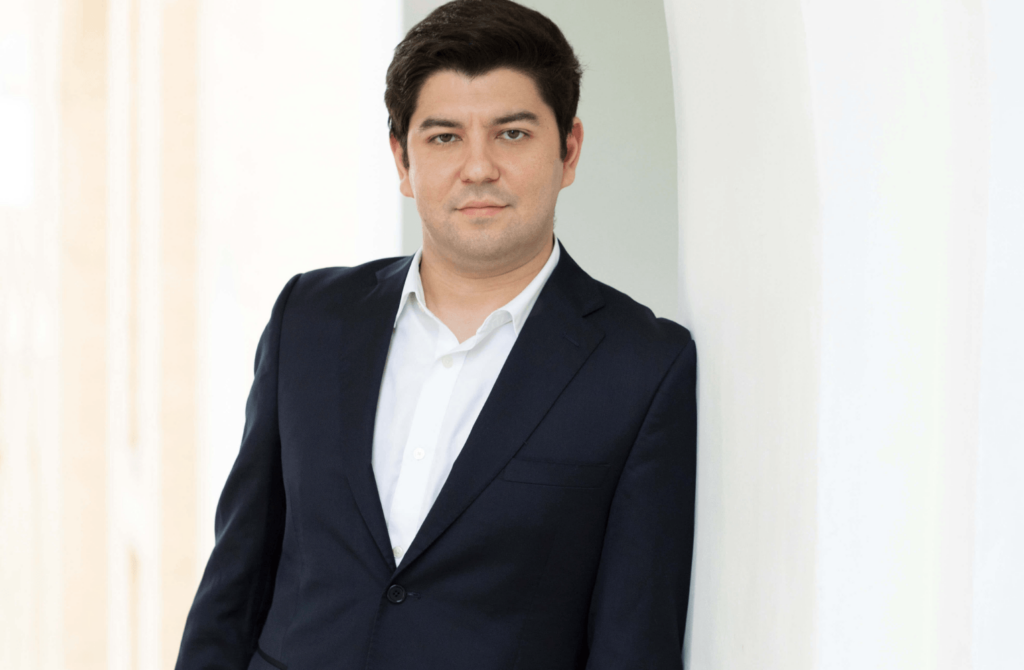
[457,203,507,217]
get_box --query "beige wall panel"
[59,0,109,667]
[127,0,142,452]
[0,0,64,667]
[159,0,199,666]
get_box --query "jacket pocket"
[502,457,608,488]
[248,647,287,670]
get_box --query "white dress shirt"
[371,238,561,565]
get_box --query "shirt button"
[413,448,425,460]
[392,546,404,558]
[441,355,453,368]
[386,584,406,604]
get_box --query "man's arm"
[175,274,301,670]
[586,335,697,669]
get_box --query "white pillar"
[663,1,821,667]
[664,0,1022,667]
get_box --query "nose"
[459,136,500,184]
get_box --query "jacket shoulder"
[590,279,693,357]
[285,255,407,306]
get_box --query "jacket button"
[386,584,406,604]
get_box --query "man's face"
[391,67,583,273]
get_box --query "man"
[175,1,697,668]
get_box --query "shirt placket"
[388,326,467,563]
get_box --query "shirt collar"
[394,235,562,336]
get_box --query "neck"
[419,235,554,343]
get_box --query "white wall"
[665,0,1023,668]
[973,1,1024,668]
[195,0,402,565]
[806,2,989,668]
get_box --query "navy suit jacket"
[175,244,697,670]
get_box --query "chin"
[425,213,549,263]
[453,236,515,263]
[467,233,550,267]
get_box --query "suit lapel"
[394,247,605,575]
[336,256,411,573]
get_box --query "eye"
[431,133,458,144]
[500,129,527,141]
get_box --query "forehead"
[412,68,553,123]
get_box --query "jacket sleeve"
[175,274,301,670]
[586,335,698,669]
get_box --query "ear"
[559,118,584,189]
[389,134,415,198]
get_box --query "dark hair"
[385,0,583,168]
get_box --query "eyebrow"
[417,110,540,132]
[493,111,539,125]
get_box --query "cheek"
[512,156,562,196]
[409,167,441,202]
[529,162,564,208]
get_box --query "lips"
[457,202,507,217]
[459,201,505,209]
